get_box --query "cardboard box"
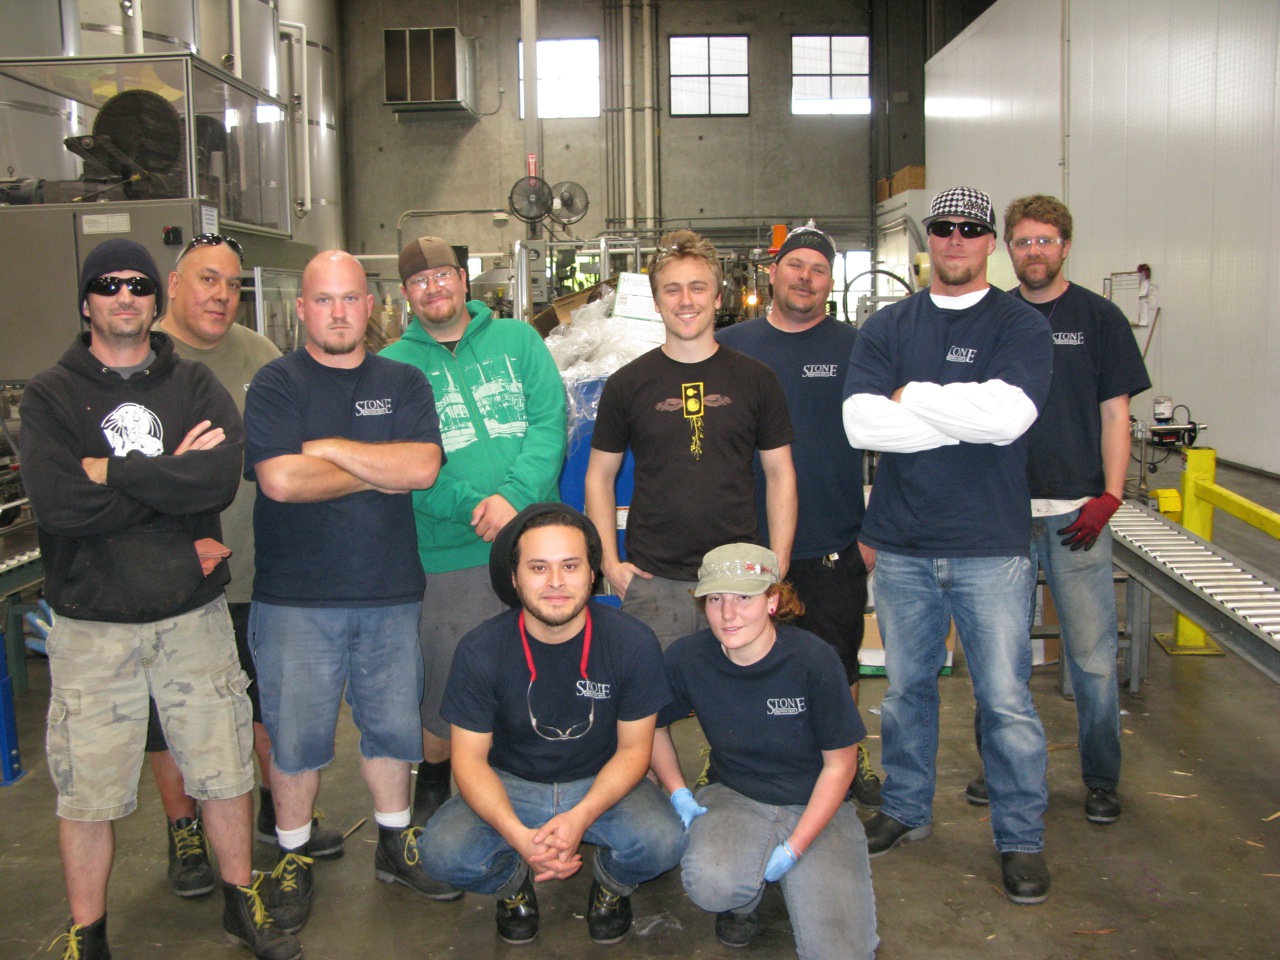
[890,164,926,197]
[859,612,955,676]
[530,274,622,338]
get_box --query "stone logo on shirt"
[946,346,978,363]
[577,680,612,700]
[654,381,731,459]
[355,398,393,416]
[802,364,840,378]
[766,696,807,716]
[1052,332,1085,346]
[101,402,163,456]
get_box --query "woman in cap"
[650,543,878,958]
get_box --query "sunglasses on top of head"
[182,233,245,262]
[927,220,993,240]
[86,275,158,297]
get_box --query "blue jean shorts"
[249,601,425,773]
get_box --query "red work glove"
[1057,492,1122,551]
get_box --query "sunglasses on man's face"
[927,220,993,240]
[86,275,158,297]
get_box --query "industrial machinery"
[0,54,315,379]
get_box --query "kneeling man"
[420,504,686,945]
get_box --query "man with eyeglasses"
[716,222,882,811]
[142,234,344,900]
[418,503,684,946]
[20,239,300,960]
[842,187,1056,904]
[381,236,566,832]
[243,250,448,933]
[963,195,1150,825]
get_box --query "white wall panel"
[924,0,1063,290]
[925,0,1280,473]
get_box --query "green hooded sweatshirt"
[380,301,567,573]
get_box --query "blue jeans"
[1032,510,1121,789]
[682,783,878,960]
[249,601,424,773]
[418,770,686,897]
[875,551,1048,852]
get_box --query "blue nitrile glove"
[763,840,800,882]
[23,598,54,655]
[669,787,707,828]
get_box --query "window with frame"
[791,35,870,115]
[518,38,600,119]
[669,35,749,116]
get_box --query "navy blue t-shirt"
[443,602,670,783]
[245,348,442,605]
[842,287,1052,557]
[718,316,864,559]
[1014,284,1151,499]
[659,624,863,806]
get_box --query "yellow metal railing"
[1159,447,1280,654]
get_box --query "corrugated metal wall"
[924,0,1280,474]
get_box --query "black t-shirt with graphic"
[591,346,794,580]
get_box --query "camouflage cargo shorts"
[45,596,254,821]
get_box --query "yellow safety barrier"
[1158,448,1280,655]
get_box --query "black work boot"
[223,876,303,960]
[412,760,452,826]
[52,914,110,960]
[586,877,633,944]
[849,742,883,810]
[373,824,463,900]
[167,815,215,897]
[262,850,314,934]
[495,870,539,945]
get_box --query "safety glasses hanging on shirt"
[520,610,596,741]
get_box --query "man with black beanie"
[21,238,299,960]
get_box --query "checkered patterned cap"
[922,186,996,231]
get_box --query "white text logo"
[577,680,612,700]
[802,364,840,378]
[355,398,393,416]
[946,346,978,363]
[766,697,806,716]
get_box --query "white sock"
[276,822,312,851]
[375,807,412,830]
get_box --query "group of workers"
[19,182,1147,960]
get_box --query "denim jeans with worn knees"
[1032,512,1121,789]
[681,783,878,960]
[418,770,686,897]
[875,550,1048,852]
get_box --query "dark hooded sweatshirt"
[20,331,244,622]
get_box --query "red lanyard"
[519,609,592,682]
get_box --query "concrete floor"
[2,464,1279,959]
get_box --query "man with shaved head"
[243,251,449,931]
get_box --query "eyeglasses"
[528,681,596,741]
[182,233,244,262]
[1010,236,1065,251]
[698,559,777,582]
[406,268,458,289]
[520,609,595,742]
[86,275,158,297]
[927,220,993,240]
